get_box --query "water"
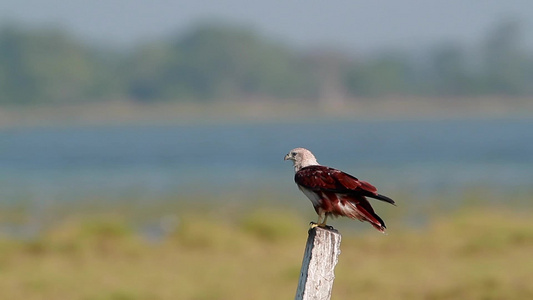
[0,118,532,205]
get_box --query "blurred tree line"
[0,19,532,105]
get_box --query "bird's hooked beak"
[284,153,291,161]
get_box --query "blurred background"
[0,1,532,299]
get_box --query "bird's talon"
[309,222,333,230]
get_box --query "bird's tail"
[358,204,387,233]
[350,201,387,233]
[368,217,387,233]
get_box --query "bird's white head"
[284,147,319,172]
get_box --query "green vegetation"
[0,205,531,299]
[1,18,532,106]
[0,26,116,104]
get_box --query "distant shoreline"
[1,97,532,128]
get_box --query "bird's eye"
[291,152,297,156]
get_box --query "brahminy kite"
[284,147,395,233]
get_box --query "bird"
[284,147,395,233]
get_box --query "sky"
[1,0,533,53]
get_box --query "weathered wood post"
[295,226,342,300]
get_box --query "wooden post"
[295,226,342,300]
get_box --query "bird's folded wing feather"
[295,165,375,194]
[295,165,395,205]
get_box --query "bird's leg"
[318,214,329,227]
[310,213,328,229]
[309,214,321,228]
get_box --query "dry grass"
[0,207,532,299]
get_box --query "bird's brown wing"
[295,165,395,205]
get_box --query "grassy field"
[0,205,532,300]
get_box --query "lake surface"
[0,118,532,206]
